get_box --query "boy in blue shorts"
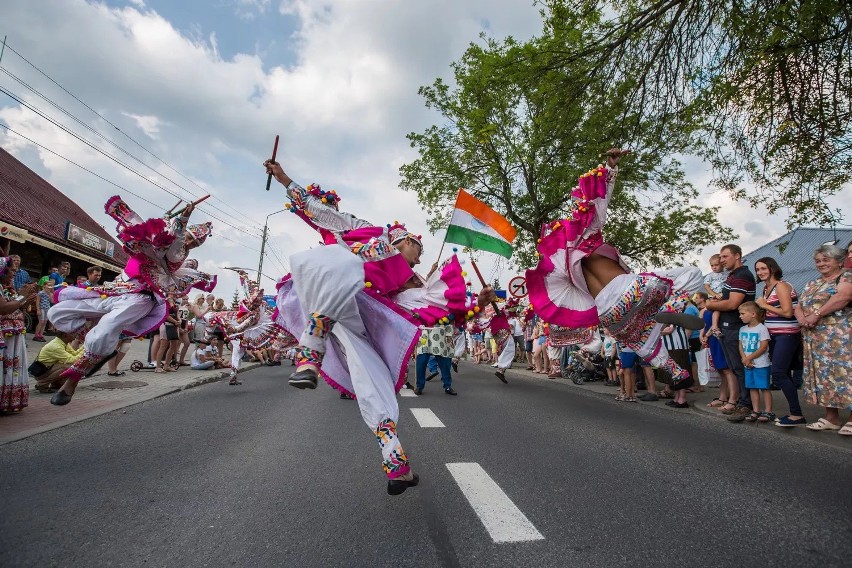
[738,301,773,422]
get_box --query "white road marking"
[409,408,445,428]
[399,389,418,397]
[446,462,544,543]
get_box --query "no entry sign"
[508,276,528,298]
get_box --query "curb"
[1,362,266,446]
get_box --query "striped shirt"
[719,266,756,329]
[763,281,800,334]
[662,325,689,351]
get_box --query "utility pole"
[257,209,285,281]
[257,223,268,278]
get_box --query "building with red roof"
[0,146,127,282]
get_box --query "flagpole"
[429,188,461,276]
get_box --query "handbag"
[696,348,721,386]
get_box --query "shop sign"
[0,221,29,243]
[65,222,115,257]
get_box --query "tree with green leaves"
[541,0,851,227]
[231,289,240,310]
[401,24,735,269]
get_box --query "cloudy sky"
[0,0,832,299]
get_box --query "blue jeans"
[416,354,451,390]
[769,333,803,416]
[427,355,438,374]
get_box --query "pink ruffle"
[362,255,415,297]
[118,218,174,249]
[438,256,468,312]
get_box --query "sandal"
[707,398,724,408]
[806,418,842,431]
[657,391,675,399]
[107,371,126,377]
[720,402,737,414]
[615,394,626,401]
[838,423,852,436]
[744,411,760,422]
[758,412,776,423]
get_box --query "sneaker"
[404,381,414,390]
[776,416,807,427]
[638,393,659,402]
[444,388,457,395]
[339,392,353,400]
[495,370,508,384]
[414,388,423,395]
[451,360,458,373]
[727,407,751,422]
[425,372,438,382]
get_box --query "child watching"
[32,276,54,342]
[738,301,773,422]
[703,254,728,299]
[706,253,730,337]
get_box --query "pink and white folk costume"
[271,176,466,493]
[209,270,295,384]
[47,196,216,404]
[526,161,702,382]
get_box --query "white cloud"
[121,112,162,139]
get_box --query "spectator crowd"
[4,241,851,441]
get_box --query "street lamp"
[257,209,286,280]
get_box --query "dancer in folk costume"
[209,270,296,385]
[265,159,472,494]
[48,197,216,405]
[526,149,703,383]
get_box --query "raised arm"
[264,160,371,233]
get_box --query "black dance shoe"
[387,473,419,496]
[288,368,318,389]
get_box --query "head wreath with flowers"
[387,221,423,251]
[187,222,213,246]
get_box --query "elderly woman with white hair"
[795,244,852,435]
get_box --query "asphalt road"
[2,361,851,568]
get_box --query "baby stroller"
[565,350,608,385]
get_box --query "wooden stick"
[470,259,500,313]
[167,194,210,219]
[165,198,183,216]
[265,135,280,191]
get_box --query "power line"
[0,64,262,231]
[0,83,261,239]
[0,41,264,230]
[0,123,261,254]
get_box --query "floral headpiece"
[387,221,423,250]
[306,183,340,209]
[187,222,213,246]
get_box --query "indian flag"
[445,189,517,258]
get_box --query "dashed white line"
[399,388,418,397]
[446,462,544,543]
[409,408,445,428]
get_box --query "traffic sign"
[508,276,528,298]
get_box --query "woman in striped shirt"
[754,257,805,426]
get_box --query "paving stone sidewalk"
[469,358,852,450]
[0,336,266,445]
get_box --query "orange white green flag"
[445,189,517,259]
